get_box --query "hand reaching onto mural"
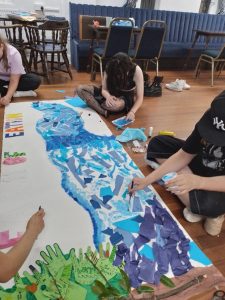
[165,173,201,195]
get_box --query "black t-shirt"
[182,126,225,177]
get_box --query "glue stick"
[158,130,175,137]
[148,126,153,137]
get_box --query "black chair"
[0,24,30,72]
[25,20,72,81]
[129,20,166,75]
[195,43,225,86]
[91,17,134,80]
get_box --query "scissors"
[212,290,225,300]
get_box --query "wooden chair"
[195,43,225,86]
[91,17,134,80]
[25,20,72,81]
[0,24,30,72]
[129,20,166,75]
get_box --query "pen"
[129,180,134,199]
[39,205,41,211]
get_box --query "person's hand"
[26,208,45,239]
[128,177,148,194]
[126,110,135,121]
[165,173,201,195]
[0,95,11,106]
[105,95,116,107]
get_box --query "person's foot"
[13,91,37,97]
[183,207,204,223]
[204,215,224,236]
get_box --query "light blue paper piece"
[116,128,147,142]
[66,96,88,108]
[100,186,113,197]
[139,245,154,260]
[189,241,211,266]
[55,89,65,93]
[114,219,140,233]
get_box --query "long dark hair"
[0,36,9,71]
[105,52,135,97]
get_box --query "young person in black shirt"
[129,90,225,236]
[75,52,144,120]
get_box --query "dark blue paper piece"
[110,232,123,245]
[90,200,101,209]
[91,195,112,210]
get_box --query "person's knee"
[26,74,41,90]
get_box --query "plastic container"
[161,172,177,183]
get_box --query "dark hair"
[105,52,135,97]
[0,36,9,71]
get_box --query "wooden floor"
[1,68,225,278]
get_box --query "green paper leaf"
[92,280,107,296]
[119,269,131,292]
[160,275,175,288]
[136,285,154,294]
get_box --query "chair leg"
[194,57,201,78]
[211,61,214,87]
[156,60,159,76]
[99,58,103,81]
[90,57,95,81]
[62,51,73,80]
[40,53,50,82]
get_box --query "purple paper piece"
[139,256,156,283]
[134,235,149,250]
[139,206,156,240]
[132,196,143,212]
[124,259,141,288]
[91,155,111,168]
[153,242,169,274]
[113,174,124,196]
[91,195,112,210]
[109,150,124,163]
[66,157,86,188]
[114,243,128,266]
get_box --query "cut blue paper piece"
[91,195,112,210]
[92,155,112,168]
[110,232,123,244]
[100,186,113,197]
[116,128,147,142]
[66,157,86,188]
[112,116,134,128]
[66,96,88,108]
[116,228,134,247]
[139,256,156,283]
[55,89,65,93]
[139,245,154,261]
[114,218,140,233]
[130,196,143,212]
[90,199,101,209]
[189,241,211,266]
[113,174,124,196]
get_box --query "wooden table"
[183,29,225,68]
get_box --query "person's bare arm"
[0,209,45,283]
[126,65,144,120]
[130,149,195,192]
[0,74,21,106]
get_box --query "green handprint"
[39,243,87,300]
[73,243,120,286]
[23,262,61,299]
[40,243,76,281]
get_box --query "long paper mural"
[0,99,220,299]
